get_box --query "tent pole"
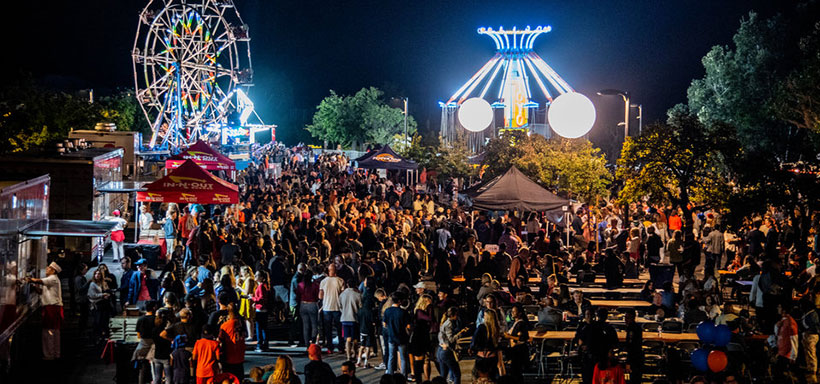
[134,191,139,243]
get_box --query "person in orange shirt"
[592,349,626,384]
[192,326,221,384]
[219,307,246,381]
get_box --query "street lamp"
[597,89,629,138]
[631,103,642,135]
[403,97,408,145]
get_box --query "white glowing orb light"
[458,97,494,132]
[547,92,596,138]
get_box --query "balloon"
[691,348,710,372]
[696,321,716,344]
[713,324,732,347]
[708,350,728,372]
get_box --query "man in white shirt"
[28,262,63,360]
[319,264,344,353]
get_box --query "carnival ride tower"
[441,26,588,149]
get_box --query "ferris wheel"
[133,0,253,148]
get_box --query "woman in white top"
[88,268,112,343]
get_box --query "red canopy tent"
[138,160,238,204]
[164,140,236,171]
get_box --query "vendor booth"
[138,159,239,204]
[164,140,236,177]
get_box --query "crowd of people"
[49,143,820,384]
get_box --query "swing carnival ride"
[133,0,273,149]
[440,26,596,149]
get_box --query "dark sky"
[0,0,800,145]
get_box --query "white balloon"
[458,97,494,132]
[547,92,596,138]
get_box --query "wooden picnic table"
[569,287,643,294]
[528,330,700,342]
[589,299,653,308]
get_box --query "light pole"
[403,97,408,145]
[597,89,629,138]
[631,103,642,135]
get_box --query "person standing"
[251,271,271,352]
[623,309,643,384]
[702,226,725,277]
[127,259,155,311]
[110,210,127,262]
[219,306,246,381]
[319,264,344,353]
[339,280,362,362]
[73,263,90,336]
[27,262,63,360]
[774,303,799,383]
[801,301,820,384]
[298,271,321,347]
[192,326,221,384]
[437,307,462,384]
[88,267,113,344]
[162,212,177,260]
[383,292,411,376]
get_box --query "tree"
[96,89,151,137]
[305,87,416,149]
[682,8,820,230]
[0,79,99,153]
[482,131,611,202]
[775,18,820,133]
[616,108,735,227]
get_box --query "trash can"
[649,263,675,287]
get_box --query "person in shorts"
[339,280,362,361]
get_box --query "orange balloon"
[708,350,728,372]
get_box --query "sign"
[373,153,401,163]
[484,244,499,254]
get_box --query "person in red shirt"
[592,350,626,384]
[219,308,246,381]
[192,326,221,384]
[668,212,683,232]
[775,303,799,382]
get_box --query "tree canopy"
[0,79,148,153]
[616,108,736,225]
[305,87,416,149]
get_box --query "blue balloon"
[714,324,732,347]
[696,321,716,344]
[691,348,710,371]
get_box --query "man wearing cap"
[127,259,155,311]
[27,262,64,360]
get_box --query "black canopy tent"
[355,145,418,170]
[470,166,569,212]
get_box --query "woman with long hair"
[238,265,257,341]
[88,267,112,344]
[408,294,434,382]
[199,278,218,315]
[437,307,463,384]
[252,271,271,352]
[267,355,301,384]
[470,309,504,378]
[297,268,321,346]
[503,303,531,378]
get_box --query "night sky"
[0,0,801,145]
